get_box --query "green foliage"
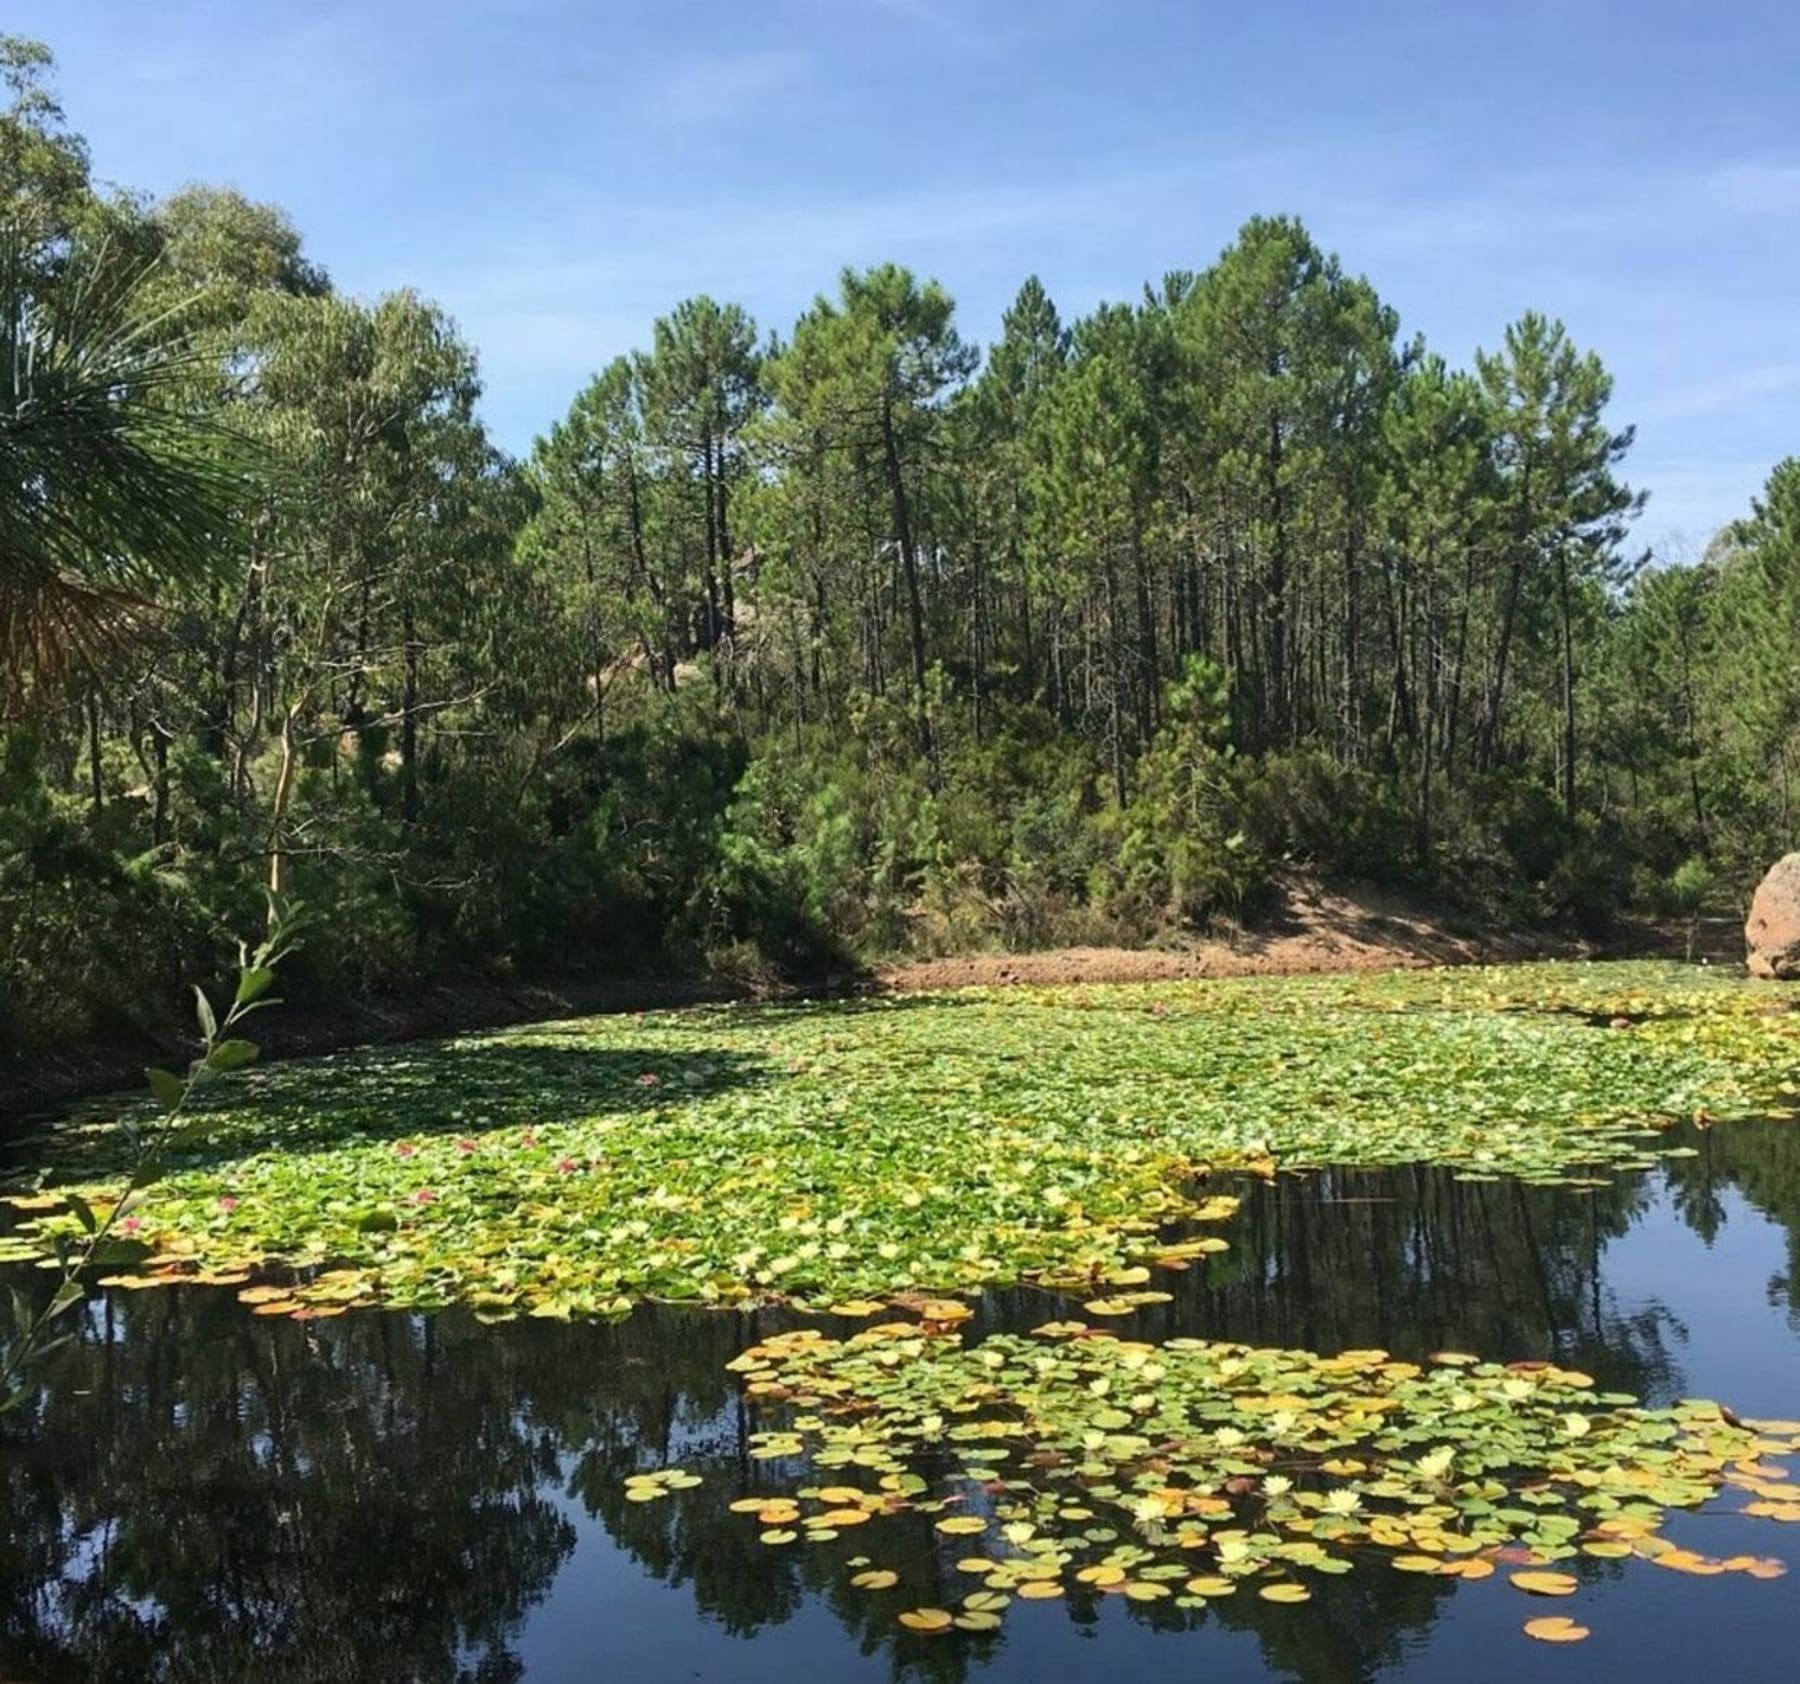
[5,36,1800,1056]
[0,229,255,695]
[1100,657,1265,929]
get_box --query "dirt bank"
[876,882,1582,990]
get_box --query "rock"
[1746,854,1800,979]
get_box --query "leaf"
[45,1279,86,1320]
[1524,1616,1591,1643]
[1510,1571,1579,1597]
[63,1194,98,1235]
[88,1237,150,1268]
[1258,1583,1311,1603]
[205,1039,260,1074]
[235,966,277,1007]
[1184,1576,1237,1597]
[897,1608,953,1632]
[850,1570,898,1591]
[953,1611,1002,1631]
[1123,1581,1170,1601]
[145,1067,186,1110]
[193,986,217,1042]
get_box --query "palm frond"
[0,229,258,703]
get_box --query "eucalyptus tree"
[152,185,328,320]
[0,33,89,248]
[241,288,498,905]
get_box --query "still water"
[5,1119,1800,1682]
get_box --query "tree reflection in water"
[3,1119,1798,1683]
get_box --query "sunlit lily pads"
[5,962,1799,1322]
[683,1313,1800,1639]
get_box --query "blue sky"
[16,0,1800,549]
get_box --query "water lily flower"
[456,1138,477,1154]
[637,1072,660,1087]
[395,1142,417,1158]
[555,1157,579,1174]
[409,1188,437,1205]
[520,1130,539,1149]
[119,1216,142,1235]
[218,1196,239,1214]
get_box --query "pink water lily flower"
[456,1138,477,1154]
[521,1130,539,1149]
[637,1072,660,1087]
[554,1157,579,1175]
[409,1188,437,1205]
[395,1141,418,1158]
[218,1196,239,1214]
[119,1216,142,1235]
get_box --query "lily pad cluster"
[705,1317,1794,1640]
[3,961,1797,1320]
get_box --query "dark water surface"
[6,1120,1800,1682]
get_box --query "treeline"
[2,37,1798,1055]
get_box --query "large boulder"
[1746,854,1800,978]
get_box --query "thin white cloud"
[1642,363,1800,423]
[1707,162,1800,217]
[864,0,989,51]
[652,50,814,127]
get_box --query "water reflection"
[3,1120,1799,1683]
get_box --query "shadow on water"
[4,1120,1800,1681]
[12,1041,773,1178]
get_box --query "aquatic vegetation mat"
[4,962,1799,1319]
[649,1315,1798,1644]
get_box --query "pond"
[5,1115,1800,1682]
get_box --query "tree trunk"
[401,598,421,825]
[267,698,305,919]
[880,401,932,755]
[1557,547,1577,819]
[85,690,104,819]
